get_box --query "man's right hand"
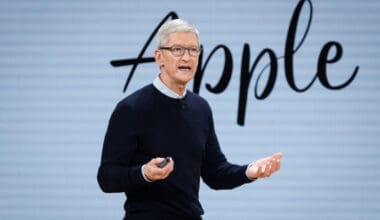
[143,157,174,181]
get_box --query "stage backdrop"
[1,0,379,219]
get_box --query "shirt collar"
[153,75,187,99]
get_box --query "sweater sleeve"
[97,102,148,193]
[201,106,253,190]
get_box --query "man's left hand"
[246,152,283,179]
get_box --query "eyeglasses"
[159,46,201,57]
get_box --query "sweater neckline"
[152,84,187,103]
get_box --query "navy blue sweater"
[97,84,252,218]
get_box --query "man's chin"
[175,73,195,84]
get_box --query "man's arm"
[97,103,147,193]
[200,106,283,189]
[201,109,253,189]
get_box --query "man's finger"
[260,164,266,174]
[271,161,280,172]
[272,152,283,160]
[264,163,271,177]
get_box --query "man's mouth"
[178,65,192,72]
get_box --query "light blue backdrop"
[1,0,379,219]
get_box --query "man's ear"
[154,49,164,67]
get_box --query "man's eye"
[172,47,183,52]
[190,48,199,53]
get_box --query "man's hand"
[246,152,283,179]
[143,157,174,181]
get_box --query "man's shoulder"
[186,90,211,110]
[116,84,155,110]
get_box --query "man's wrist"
[245,162,258,181]
[141,165,153,182]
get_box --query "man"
[97,19,283,220]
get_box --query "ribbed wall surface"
[1,0,379,219]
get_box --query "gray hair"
[156,19,200,48]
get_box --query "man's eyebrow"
[169,44,199,48]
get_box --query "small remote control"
[157,157,170,168]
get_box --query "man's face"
[155,32,199,88]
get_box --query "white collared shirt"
[153,75,186,99]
